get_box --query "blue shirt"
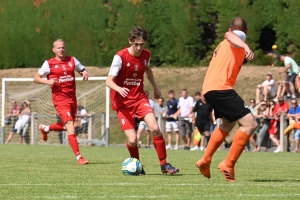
[288,106,300,114]
[166,98,178,122]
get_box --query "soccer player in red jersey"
[106,26,179,175]
[34,39,89,165]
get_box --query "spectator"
[255,73,276,103]
[55,113,64,144]
[254,101,271,152]
[165,90,180,150]
[278,55,299,99]
[266,100,281,153]
[76,104,89,146]
[136,91,154,148]
[286,99,300,152]
[190,92,213,151]
[274,96,289,150]
[267,44,278,67]
[153,97,167,119]
[248,99,260,151]
[5,99,21,144]
[172,89,194,150]
[273,79,286,102]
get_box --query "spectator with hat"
[255,73,276,103]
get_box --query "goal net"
[1,77,110,146]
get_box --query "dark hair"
[182,89,187,92]
[194,92,201,96]
[128,26,149,42]
[159,97,164,102]
[230,17,247,32]
[168,90,174,94]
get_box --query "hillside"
[0,65,284,102]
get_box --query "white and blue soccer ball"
[122,157,142,175]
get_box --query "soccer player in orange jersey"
[106,26,179,175]
[34,39,89,165]
[195,17,256,182]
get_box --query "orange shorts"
[55,103,77,124]
[117,99,154,131]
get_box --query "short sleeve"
[108,55,122,76]
[189,97,194,107]
[74,57,84,72]
[38,61,50,76]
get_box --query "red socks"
[152,134,167,166]
[49,122,65,131]
[126,143,140,160]
[68,134,81,157]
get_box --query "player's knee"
[127,139,137,147]
[149,124,160,136]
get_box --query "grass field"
[1,145,300,199]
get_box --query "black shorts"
[196,122,210,133]
[285,73,297,83]
[204,90,251,123]
[81,123,88,134]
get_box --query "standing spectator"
[286,99,300,152]
[55,113,64,145]
[76,104,89,146]
[195,17,256,182]
[278,55,299,99]
[165,90,180,150]
[267,44,278,67]
[255,73,276,103]
[191,92,213,151]
[266,100,281,153]
[105,26,179,174]
[253,101,271,152]
[172,89,194,150]
[5,100,30,144]
[136,91,154,148]
[153,97,166,119]
[34,39,89,165]
[5,99,21,144]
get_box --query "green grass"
[1,145,300,199]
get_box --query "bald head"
[230,17,247,32]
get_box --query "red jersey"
[109,48,151,110]
[38,56,84,105]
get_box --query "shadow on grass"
[146,173,184,176]
[252,179,300,182]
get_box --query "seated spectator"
[287,99,300,152]
[5,100,30,144]
[278,55,299,99]
[254,101,271,152]
[256,73,276,103]
[273,79,286,102]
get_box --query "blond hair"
[53,39,64,47]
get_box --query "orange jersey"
[202,39,245,95]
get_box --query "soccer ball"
[122,157,142,175]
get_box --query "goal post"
[1,77,110,146]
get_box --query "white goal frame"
[1,77,110,146]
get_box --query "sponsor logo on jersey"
[126,62,130,67]
[133,73,137,77]
[123,78,141,86]
[134,64,139,71]
[59,75,74,83]
[122,119,126,125]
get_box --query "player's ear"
[244,28,248,34]
[52,48,55,53]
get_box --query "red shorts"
[55,103,77,124]
[117,99,154,131]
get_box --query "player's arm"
[106,55,129,98]
[74,57,88,81]
[224,31,254,61]
[34,61,57,86]
[145,66,161,99]
[279,63,291,74]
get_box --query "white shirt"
[261,79,276,96]
[178,96,194,120]
[80,109,89,124]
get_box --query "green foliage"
[0,0,300,68]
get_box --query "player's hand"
[153,88,161,99]
[118,87,130,98]
[81,71,89,81]
[244,45,254,61]
[47,78,57,86]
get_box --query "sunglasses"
[250,101,255,103]
[291,102,297,105]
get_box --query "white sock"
[76,155,82,160]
